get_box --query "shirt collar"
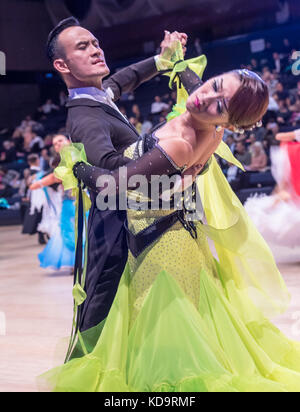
[68,87,111,102]
[67,86,129,122]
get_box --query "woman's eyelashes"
[212,80,224,115]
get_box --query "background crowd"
[1,34,300,223]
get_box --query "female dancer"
[30,135,76,271]
[245,129,300,262]
[41,45,300,392]
[275,128,300,198]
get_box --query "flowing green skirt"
[39,208,300,392]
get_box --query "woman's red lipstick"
[194,96,201,109]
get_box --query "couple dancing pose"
[41,17,300,392]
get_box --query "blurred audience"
[1,30,300,218]
[245,142,268,172]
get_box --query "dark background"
[0,0,300,127]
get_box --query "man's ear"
[53,58,70,75]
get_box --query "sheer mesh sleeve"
[73,144,186,196]
[175,67,203,95]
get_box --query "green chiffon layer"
[39,260,300,392]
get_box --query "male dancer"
[46,17,187,334]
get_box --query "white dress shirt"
[68,86,128,121]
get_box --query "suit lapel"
[66,98,140,138]
[98,103,140,137]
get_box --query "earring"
[215,125,223,132]
[234,126,244,134]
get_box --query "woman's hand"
[159,30,188,59]
[29,181,43,190]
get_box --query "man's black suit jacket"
[66,57,158,332]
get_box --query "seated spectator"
[274,82,289,101]
[266,120,279,136]
[0,141,16,164]
[129,117,142,135]
[244,142,268,172]
[276,99,291,124]
[271,52,282,74]
[288,97,300,125]
[170,91,177,105]
[225,135,236,153]
[234,141,251,166]
[268,95,279,111]
[249,58,260,72]
[262,70,278,96]
[18,115,36,133]
[141,115,153,137]
[246,132,257,153]
[151,96,169,115]
[38,99,59,116]
[281,38,291,54]
[290,80,300,102]
[40,148,51,172]
[0,166,20,198]
[23,125,45,154]
[119,91,135,102]
[131,104,142,122]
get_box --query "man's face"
[55,26,110,86]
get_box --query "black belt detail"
[124,209,198,258]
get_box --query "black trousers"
[79,193,128,332]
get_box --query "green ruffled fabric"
[54,143,91,212]
[54,143,91,361]
[39,267,300,392]
[157,39,207,90]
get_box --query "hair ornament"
[238,69,263,82]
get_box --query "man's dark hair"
[46,16,81,63]
[27,154,39,165]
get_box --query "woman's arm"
[73,138,193,197]
[29,173,61,190]
[275,131,297,141]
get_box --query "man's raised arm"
[103,31,188,101]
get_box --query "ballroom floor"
[1,225,300,392]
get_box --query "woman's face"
[186,72,241,127]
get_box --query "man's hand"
[159,30,188,58]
